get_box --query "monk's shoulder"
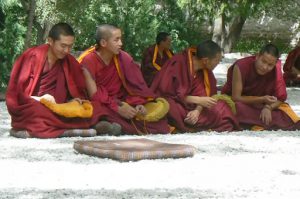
[81,51,97,61]
[22,44,46,57]
[80,52,99,68]
[66,54,81,66]
[119,50,134,61]
[169,53,185,65]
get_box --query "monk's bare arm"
[82,67,97,98]
[266,100,283,110]
[232,65,266,104]
[184,96,217,108]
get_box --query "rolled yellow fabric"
[40,99,93,118]
[135,97,170,122]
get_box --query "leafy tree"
[1,0,299,92]
[0,0,27,91]
[263,0,300,47]
[191,0,274,53]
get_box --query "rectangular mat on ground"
[73,138,196,162]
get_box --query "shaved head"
[95,24,120,45]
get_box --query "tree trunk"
[223,16,246,53]
[212,14,246,53]
[212,14,225,49]
[24,0,36,50]
[36,21,52,45]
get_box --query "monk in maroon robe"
[6,23,106,138]
[151,40,239,133]
[283,45,300,86]
[78,24,170,135]
[222,44,300,130]
[141,32,173,86]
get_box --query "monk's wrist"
[263,104,272,111]
[195,105,203,112]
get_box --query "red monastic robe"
[283,46,300,86]
[6,44,106,138]
[79,49,170,135]
[141,44,173,86]
[151,48,239,132]
[222,56,300,130]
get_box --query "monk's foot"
[10,129,31,138]
[94,121,122,136]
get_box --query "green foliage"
[233,37,292,54]
[0,0,299,92]
[0,0,26,91]
[54,0,192,60]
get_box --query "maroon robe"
[80,49,170,135]
[283,46,300,86]
[151,48,239,132]
[141,44,173,86]
[6,44,106,138]
[222,56,300,130]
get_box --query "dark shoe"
[10,129,31,138]
[95,121,122,136]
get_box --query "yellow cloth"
[40,99,93,118]
[251,125,265,131]
[187,47,210,96]
[135,98,170,122]
[212,94,236,114]
[278,103,300,123]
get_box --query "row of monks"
[6,23,300,138]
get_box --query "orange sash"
[278,103,300,123]
[77,46,96,63]
[152,44,173,71]
[187,47,211,96]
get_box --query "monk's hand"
[135,105,147,115]
[184,110,200,125]
[197,97,217,109]
[70,98,87,105]
[263,95,277,104]
[260,105,272,125]
[118,102,138,119]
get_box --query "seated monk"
[141,32,173,86]
[283,43,300,86]
[151,40,240,133]
[222,44,300,130]
[78,24,170,135]
[6,23,107,138]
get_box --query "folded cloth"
[60,129,97,137]
[135,97,169,122]
[74,138,196,162]
[40,99,93,118]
